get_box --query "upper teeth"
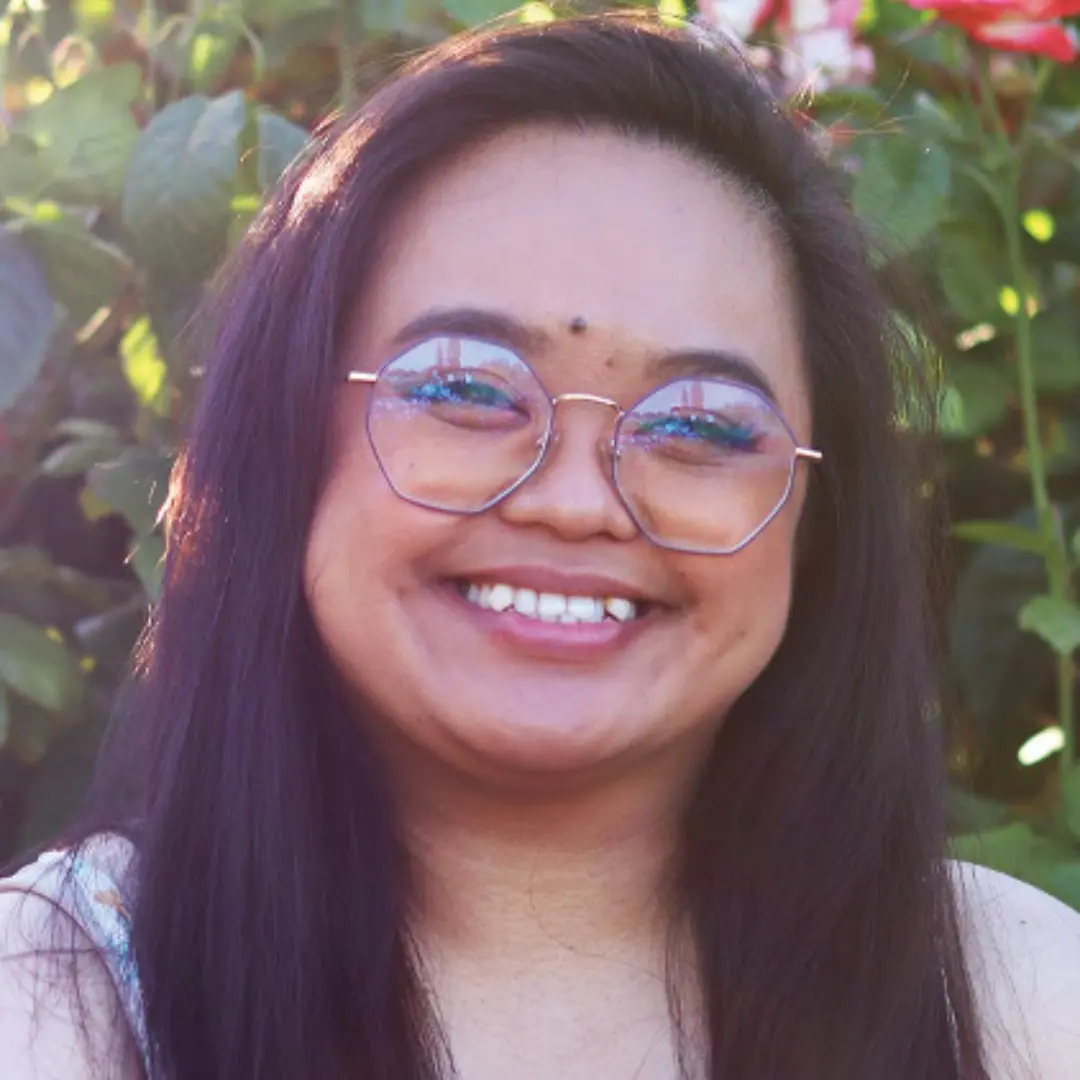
[464,583,637,623]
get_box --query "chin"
[409,694,672,786]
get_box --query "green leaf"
[0,613,84,713]
[86,447,173,536]
[937,222,1008,325]
[951,520,1048,556]
[851,137,950,255]
[0,132,54,198]
[120,317,170,415]
[947,787,1011,833]
[11,210,133,327]
[950,822,1038,877]
[0,229,53,411]
[0,682,9,750]
[19,62,142,204]
[242,0,334,28]
[128,533,165,599]
[187,17,243,94]
[1064,766,1080,844]
[1029,306,1080,393]
[1018,595,1080,656]
[122,90,247,283]
[440,0,521,24]
[939,356,1011,439]
[949,514,1050,738]
[909,91,963,142]
[256,109,310,192]
[39,436,122,478]
[7,699,60,767]
[1045,862,1080,911]
[144,276,204,373]
[50,418,122,441]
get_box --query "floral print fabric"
[2,834,150,1074]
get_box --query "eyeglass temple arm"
[347,371,378,384]
[795,447,823,462]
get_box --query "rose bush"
[905,0,1080,61]
[2,0,1080,904]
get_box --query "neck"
[399,750,699,968]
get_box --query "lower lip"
[440,584,653,662]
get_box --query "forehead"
[354,125,808,423]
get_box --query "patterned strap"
[2,836,151,1074]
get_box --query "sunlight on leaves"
[121,317,170,416]
[74,0,114,29]
[1018,726,1065,766]
[1023,209,1055,243]
[520,2,555,22]
[23,77,54,107]
[657,0,687,24]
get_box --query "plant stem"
[974,53,1076,784]
[336,0,357,112]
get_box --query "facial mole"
[568,316,588,335]
[604,356,616,370]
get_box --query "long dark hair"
[46,11,987,1080]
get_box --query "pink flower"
[699,0,875,90]
[903,0,1080,62]
[697,0,776,40]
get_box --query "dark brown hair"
[55,11,987,1079]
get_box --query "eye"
[630,411,762,457]
[399,369,508,406]
[391,368,532,431]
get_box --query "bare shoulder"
[0,876,136,1079]
[951,859,1080,1080]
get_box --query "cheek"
[303,424,406,664]
[684,511,799,668]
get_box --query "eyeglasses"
[346,336,822,555]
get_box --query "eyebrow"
[389,306,778,402]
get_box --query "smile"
[458,582,640,624]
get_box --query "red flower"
[905,0,1080,62]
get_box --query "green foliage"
[0,230,53,410]
[1019,595,1080,656]
[0,0,1079,911]
[852,136,951,255]
[122,92,249,282]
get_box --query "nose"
[497,395,640,544]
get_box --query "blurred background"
[2,0,1080,904]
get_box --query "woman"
[1,11,1077,1080]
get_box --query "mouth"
[436,570,663,663]
[454,580,648,625]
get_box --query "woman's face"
[304,126,811,788]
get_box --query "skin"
[306,127,811,792]
[302,127,812,1077]
[2,127,1079,1080]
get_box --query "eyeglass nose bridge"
[542,390,623,455]
[551,391,621,411]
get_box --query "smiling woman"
[2,10,1079,1080]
